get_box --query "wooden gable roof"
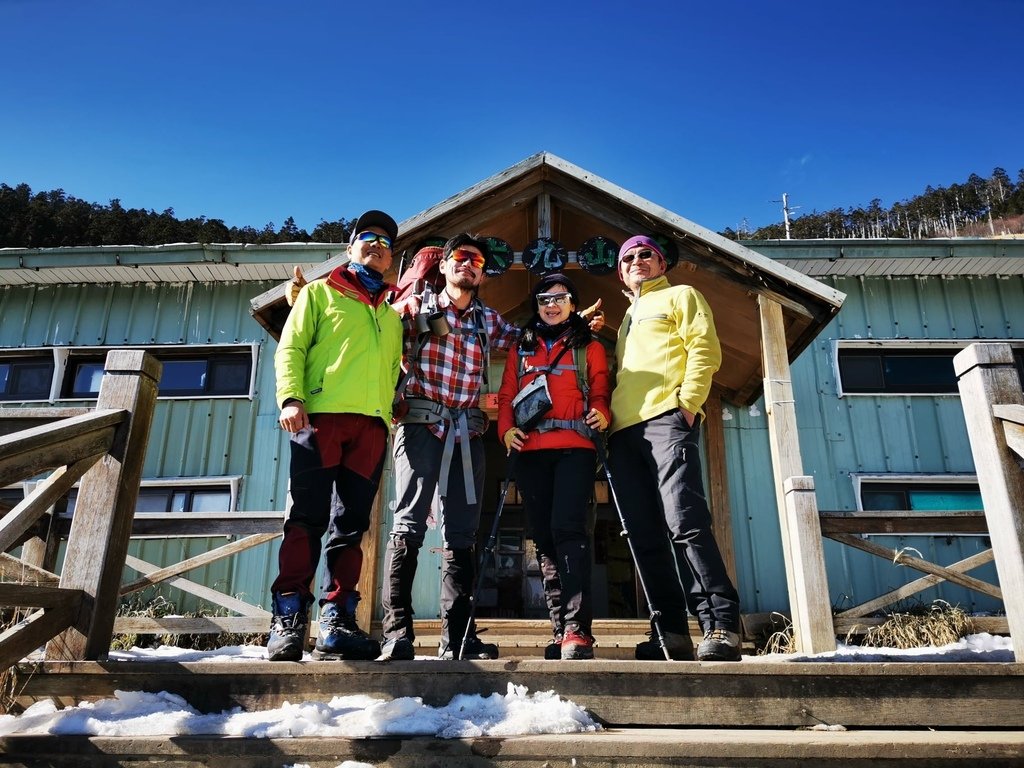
[250,152,845,405]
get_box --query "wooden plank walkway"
[11,658,1024,729]
[3,727,1024,768]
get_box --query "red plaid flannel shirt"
[398,290,519,439]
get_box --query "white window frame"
[833,339,1024,398]
[852,473,981,510]
[852,473,984,538]
[0,343,259,403]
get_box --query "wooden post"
[355,493,382,633]
[704,394,737,586]
[758,296,835,653]
[49,350,161,661]
[783,476,835,651]
[954,343,1024,662]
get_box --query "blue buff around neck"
[348,262,385,294]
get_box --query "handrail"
[0,350,161,671]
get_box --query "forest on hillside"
[0,183,353,248]
[1,167,1023,249]
[725,167,1024,241]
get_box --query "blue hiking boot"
[313,602,381,660]
[267,592,309,662]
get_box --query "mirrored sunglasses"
[620,249,658,264]
[536,292,572,307]
[448,248,486,269]
[355,231,393,249]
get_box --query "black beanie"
[532,272,579,308]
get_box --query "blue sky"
[2,0,1021,235]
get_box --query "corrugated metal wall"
[724,273,1024,615]
[5,270,1018,623]
[1,281,286,614]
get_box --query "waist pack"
[511,373,553,431]
[400,396,488,433]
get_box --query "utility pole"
[773,193,799,239]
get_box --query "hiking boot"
[697,628,742,661]
[313,603,381,660]
[635,629,695,661]
[267,592,309,661]
[543,634,563,660]
[561,629,595,660]
[439,632,499,660]
[377,636,415,662]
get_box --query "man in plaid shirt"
[380,233,519,661]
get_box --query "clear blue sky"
[3,0,1021,236]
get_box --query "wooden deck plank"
[3,728,1024,768]
[12,659,1024,729]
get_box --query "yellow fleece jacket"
[609,275,721,434]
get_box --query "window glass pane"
[908,490,983,511]
[862,483,982,513]
[3,360,54,400]
[159,360,208,394]
[208,358,250,395]
[171,491,189,513]
[882,355,957,392]
[71,362,105,396]
[838,355,883,391]
[0,363,8,393]
[0,488,24,512]
[862,490,907,510]
[190,490,231,512]
[136,490,171,513]
[839,347,1024,395]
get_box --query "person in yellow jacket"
[267,209,403,662]
[608,235,742,662]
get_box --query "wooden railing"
[954,343,1024,661]
[817,508,1006,635]
[0,350,159,669]
[801,343,1023,659]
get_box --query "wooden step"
[12,658,1024,729]
[3,727,1024,767]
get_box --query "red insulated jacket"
[497,335,611,453]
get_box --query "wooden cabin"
[3,153,1023,657]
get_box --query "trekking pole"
[590,432,673,661]
[460,449,520,660]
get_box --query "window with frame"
[0,345,255,401]
[837,344,1024,395]
[0,356,54,401]
[60,483,233,516]
[860,481,983,512]
[62,349,252,398]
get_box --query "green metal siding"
[4,262,1019,623]
[724,273,1022,615]
[1,280,284,614]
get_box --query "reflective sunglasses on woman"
[355,231,393,249]
[536,292,572,307]
[620,249,658,264]
[447,248,486,270]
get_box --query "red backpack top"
[389,244,445,306]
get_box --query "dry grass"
[112,593,267,652]
[857,601,974,649]
[755,600,976,656]
[1,608,29,714]
[756,612,798,655]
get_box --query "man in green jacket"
[608,235,742,662]
[267,209,404,662]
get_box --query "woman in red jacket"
[497,273,611,660]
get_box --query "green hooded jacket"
[275,266,403,424]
